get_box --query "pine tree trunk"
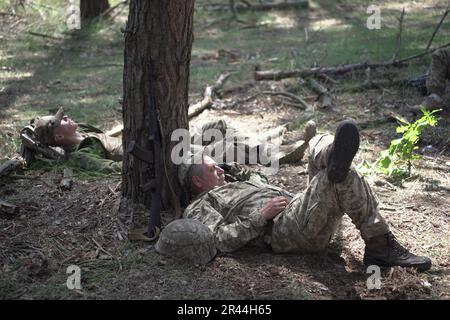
[80,0,110,20]
[121,0,195,223]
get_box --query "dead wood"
[188,73,231,119]
[27,31,64,40]
[261,91,310,109]
[0,200,19,219]
[307,78,333,108]
[254,42,450,81]
[234,0,309,12]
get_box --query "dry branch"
[27,31,64,40]
[426,5,450,50]
[261,91,310,109]
[188,73,231,119]
[0,200,19,219]
[234,0,309,12]
[307,78,333,108]
[255,42,450,81]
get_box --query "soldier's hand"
[260,196,289,220]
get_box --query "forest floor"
[0,0,449,299]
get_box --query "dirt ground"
[1,0,450,300]
[1,84,449,300]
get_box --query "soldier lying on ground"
[410,48,450,113]
[172,120,432,271]
[21,108,316,174]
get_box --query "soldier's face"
[53,115,79,146]
[199,156,225,192]
[54,115,78,137]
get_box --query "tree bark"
[121,1,195,214]
[80,0,110,20]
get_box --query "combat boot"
[327,119,360,183]
[363,232,432,272]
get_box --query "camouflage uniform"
[188,119,315,172]
[65,129,123,174]
[426,48,450,97]
[183,133,390,253]
[190,119,274,165]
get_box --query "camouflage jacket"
[66,129,123,174]
[183,178,294,253]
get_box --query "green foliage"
[359,109,441,178]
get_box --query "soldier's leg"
[426,49,450,96]
[269,167,388,253]
[271,120,431,271]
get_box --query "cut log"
[0,200,19,219]
[188,73,231,119]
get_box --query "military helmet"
[155,219,217,265]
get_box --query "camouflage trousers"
[427,48,450,97]
[269,134,390,253]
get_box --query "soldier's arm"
[220,162,269,184]
[67,144,122,174]
[184,199,267,253]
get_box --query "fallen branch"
[254,42,450,81]
[426,5,450,50]
[27,31,64,40]
[188,73,231,119]
[217,81,255,96]
[229,0,309,12]
[314,73,338,85]
[261,91,310,109]
[0,200,19,219]
[306,78,333,108]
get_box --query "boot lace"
[387,233,411,257]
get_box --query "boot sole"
[327,120,360,183]
[363,256,432,272]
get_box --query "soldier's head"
[34,108,81,148]
[179,155,225,195]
